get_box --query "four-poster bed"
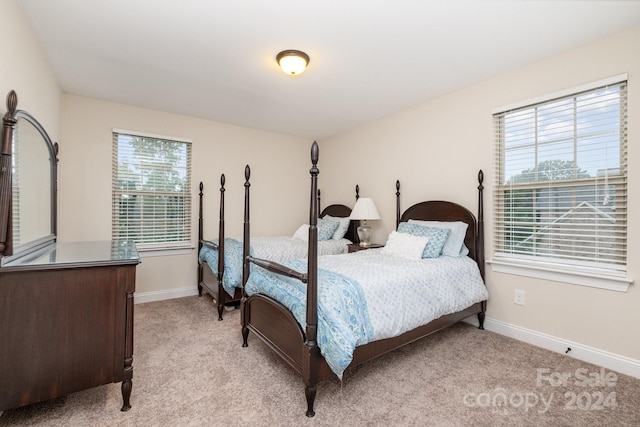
[240,141,487,416]
[197,171,360,320]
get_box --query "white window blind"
[493,79,627,277]
[112,130,192,250]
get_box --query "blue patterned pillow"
[317,218,340,241]
[397,222,451,258]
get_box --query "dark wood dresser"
[0,240,140,411]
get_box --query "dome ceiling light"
[276,50,310,76]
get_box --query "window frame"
[112,128,193,256]
[488,74,633,292]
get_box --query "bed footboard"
[242,294,306,373]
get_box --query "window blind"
[112,131,192,250]
[493,80,627,275]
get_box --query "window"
[491,75,631,291]
[112,129,192,252]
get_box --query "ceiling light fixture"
[276,50,310,76]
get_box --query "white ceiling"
[16,0,640,140]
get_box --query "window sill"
[487,259,633,292]
[137,246,194,258]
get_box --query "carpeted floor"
[1,295,639,426]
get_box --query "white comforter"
[315,249,488,341]
[245,248,488,378]
[199,236,351,296]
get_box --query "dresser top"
[1,240,140,270]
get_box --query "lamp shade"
[349,198,381,221]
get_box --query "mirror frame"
[0,90,58,263]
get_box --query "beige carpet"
[1,295,639,426]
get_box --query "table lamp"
[349,197,381,246]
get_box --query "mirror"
[0,90,58,265]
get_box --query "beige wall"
[322,26,640,362]
[4,0,639,369]
[60,95,309,295]
[0,0,60,142]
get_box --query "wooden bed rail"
[199,240,218,250]
[246,256,308,283]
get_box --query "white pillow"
[323,215,351,240]
[380,231,430,260]
[292,224,309,241]
[408,220,469,257]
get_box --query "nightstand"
[348,243,384,253]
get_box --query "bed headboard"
[396,170,485,278]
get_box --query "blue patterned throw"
[245,259,374,379]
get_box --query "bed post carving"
[355,184,360,201]
[304,141,320,417]
[216,174,226,320]
[241,165,251,345]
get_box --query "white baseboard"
[466,316,640,379]
[134,286,199,304]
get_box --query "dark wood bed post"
[197,182,204,296]
[216,174,226,320]
[476,170,485,279]
[476,169,486,329]
[355,184,360,201]
[241,165,251,345]
[395,180,401,229]
[0,90,17,256]
[304,141,321,417]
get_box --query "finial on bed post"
[477,170,485,280]
[305,141,320,417]
[355,184,360,201]
[396,180,401,229]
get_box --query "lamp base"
[357,223,372,247]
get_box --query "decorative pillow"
[317,217,340,241]
[397,222,451,258]
[323,215,351,240]
[381,231,430,260]
[292,224,309,241]
[408,220,469,257]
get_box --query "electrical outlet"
[514,289,526,305]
